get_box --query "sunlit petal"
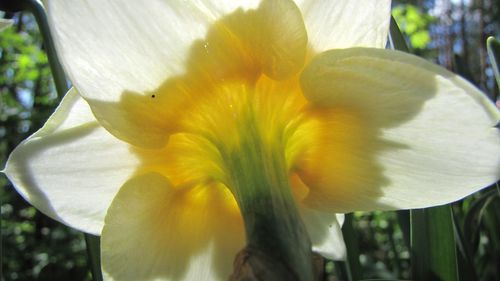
[290,173,346,259]
[48,0,307,148]
[101,172,244,281]
[3,89,139,234]
[302,209,346,260]
[299,48,500,211]
[43,0,261,102]
[297,0,391,51]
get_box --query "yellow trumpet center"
[136,74,309,214]
[118,0,371,216]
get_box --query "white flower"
[3,1,499,280]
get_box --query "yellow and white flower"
[3,0,499,280]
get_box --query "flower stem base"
[224,133,316,280]
[229,248,325,281]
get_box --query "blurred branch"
[0,0,69,95]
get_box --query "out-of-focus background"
[1,0,499,280]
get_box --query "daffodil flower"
[3,0,500,280]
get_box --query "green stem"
[84,234,104,281]
[224,111,314,281]
[17,0,69,95]
[486,36,500,95]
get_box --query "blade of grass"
[341,213,362,281]
[332,261,350,281]
[463,189,497,251]
[411,205,458,281]
[486,37,500,94]
[452,208,478,281]
[388,15,409,52]
[396,210,410,248]
[460,188,499,280]
[482,195,500,279]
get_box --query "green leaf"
[388,15,410,52]
[84,234,103,281]
[452,209,478,281]
[486,36,500,93]
[463,189,497,248]
[411,205,458,281]
[461,188,500,280]
[341,213,362,281]
[396,210,410,248]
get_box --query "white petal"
[379,90,500,207]
[301,208,346,260]
[101,173,245,281]
[297,0,391,51]
[3,89,139,234]
[80,0,307,149]
[43,0,260,102]
[300,48,500,211]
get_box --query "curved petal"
[297,0,391,51]
[47,0,306,149]
[291,174,346,260]
[302,209,346,260]
[250,0,307,80]
[298,48,500,211]
[2,89,139,234]
[43,0,261,103]
[101,172,245,281]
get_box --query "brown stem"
[229,249,325,281]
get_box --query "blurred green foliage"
[392,5,434,50]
